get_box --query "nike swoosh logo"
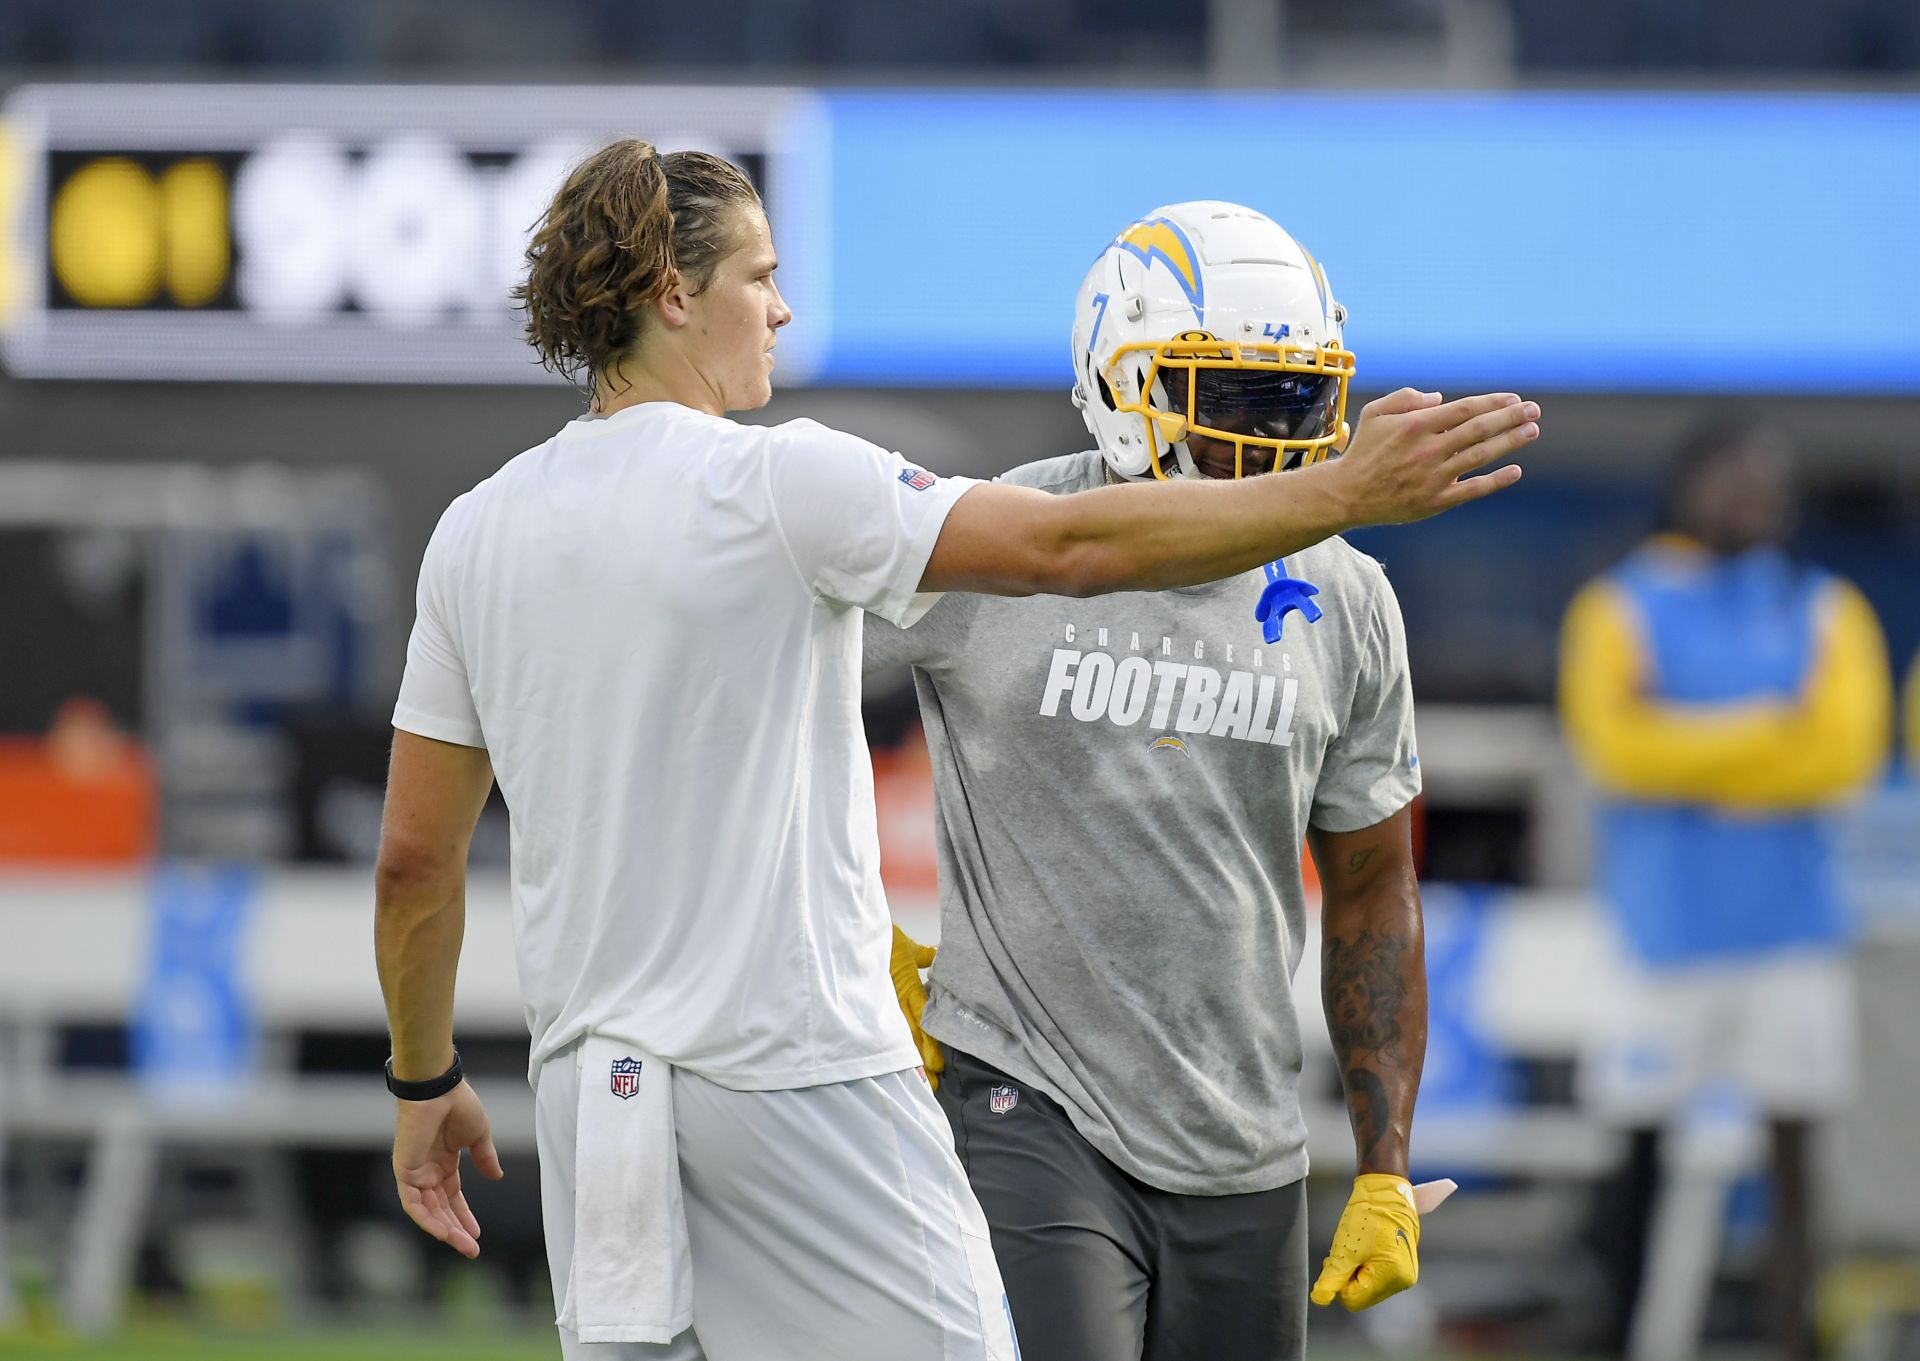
[1396,1229,1410,1246]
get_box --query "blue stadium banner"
[815,91,1920,392]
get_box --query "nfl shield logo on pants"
[609,1056,642,1100]
[989,1084,1019,1115]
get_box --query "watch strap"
[385,1051,463,1101]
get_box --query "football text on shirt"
[1038,630,1301,748]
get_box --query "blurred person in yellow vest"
[1559,418,1892,1361]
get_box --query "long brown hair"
[515,140,761,390]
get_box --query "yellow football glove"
[1310,1173,1421,1311]
[889,925,945,1088]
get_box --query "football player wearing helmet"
[873,202,1507,1359]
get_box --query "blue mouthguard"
[1255,559,1323,643]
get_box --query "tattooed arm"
[1310,803,1427,1178]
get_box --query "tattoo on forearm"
[1345,1066,1392,1164]
[1322,926,1407,1063]
[1321,872,1426,1174]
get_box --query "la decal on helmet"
[1070,201,1354,481]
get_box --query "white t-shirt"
[392,402,977,1089]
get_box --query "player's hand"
[889,925,945,1088]
[1311,1173,1421,1311]
[392,1081,504,1259]
[1334,388,1540,525]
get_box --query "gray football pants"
[936,1046,1309,1361]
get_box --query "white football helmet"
[1070,201,1353,480]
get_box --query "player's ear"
[653,270,694,330]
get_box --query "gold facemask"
[1105,329,1355,480]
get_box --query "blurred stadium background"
[1,3,1917,1359]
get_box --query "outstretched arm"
[922,389,1540,598]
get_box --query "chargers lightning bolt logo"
[1114,218,1205,320]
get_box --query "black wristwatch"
[385,1050,463,1100]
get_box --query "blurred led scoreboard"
[0,84,820,383]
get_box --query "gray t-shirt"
[865,450,1421,1195]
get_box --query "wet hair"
[514,139,761,390]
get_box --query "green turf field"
[0,1326,560,1360]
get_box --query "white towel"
[555,1035,694,1345]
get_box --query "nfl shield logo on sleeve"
[609,1056,642,1100]
[899,467,938,491]
[989,1084,1019,1115]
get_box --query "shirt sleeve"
[765,419,979,627]
[863,592,983,677]
[391,512,486,749]
[1713,579,1890,808]
[1310,568,1423,832]
[865,599,940,674]
[1906,646,1920,777]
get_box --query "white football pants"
[535,1041,1019,1360]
